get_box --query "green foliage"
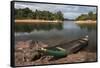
[15,8,33,19]
[15,8,64,20]
[76,11,96,20]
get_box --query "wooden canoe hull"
[45,36,88,55]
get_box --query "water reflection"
[77,23,97,52]
[77,23,96,31]
[15,21,97,52]
[15,23,63,32]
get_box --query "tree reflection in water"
[76,23,96,32]
[15,22,63,32]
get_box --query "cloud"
[15,2,96,19]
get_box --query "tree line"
[15,8,64,21]
[76,11,97,20]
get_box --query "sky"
[15,2,96,19]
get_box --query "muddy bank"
[15,40,97,66]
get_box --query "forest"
[76,11,96,20]
[15,8,64,21]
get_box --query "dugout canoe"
[39,35,88,58]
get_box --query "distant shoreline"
[75,20,96,24]
[15,19,63,23]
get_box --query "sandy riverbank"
[15,19,63,23]
[75,20,96,24]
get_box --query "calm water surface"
[15,21,97,52]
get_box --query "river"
[15,21,97,52]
